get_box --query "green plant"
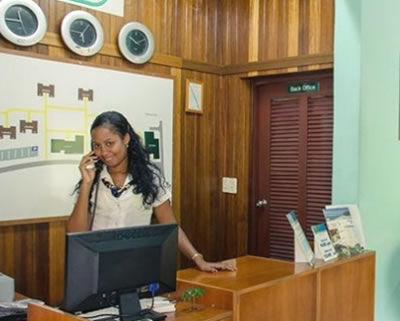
[181,287,205,311]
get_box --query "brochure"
[286,211,315,266]
[322,206,364,257]
[325,204,366,248]
[311,223,337,261]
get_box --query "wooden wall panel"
[218,0,250,65]
[220,0,334,65]
[0,219,67,305]
[179,72,250,264]
[179,71,222,264]
[218,75,252,258]
[39,0,220,64]
[0,0,334,306]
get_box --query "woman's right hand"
[79,151,98,184]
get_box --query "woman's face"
[91,125,130,169]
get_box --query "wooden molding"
[220,54,333,75]
[40,32,332,76]
[170,69,182,222]
[0,216,69,227]
[182,59,222,75]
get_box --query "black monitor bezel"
[62,223,178,315]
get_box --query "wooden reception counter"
[176,252,375,321]
[27,252,375,321]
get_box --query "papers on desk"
[80,296,175,320]
[0,298,44,310]
[141,296,176,313]
[0,299,44,321]
[79,306,119,320]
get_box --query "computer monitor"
[62,223,178,321]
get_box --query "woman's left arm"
[154,201,236,272]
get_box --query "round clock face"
[118,22,155,64]
[125,29,149,56]
[5,5,38,36]
[69,19,97,48]
[61,10,104,57]
[0,0,47,46]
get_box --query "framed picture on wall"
[185,79,203,114]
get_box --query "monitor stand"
[119,292,166,321]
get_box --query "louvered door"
[304,95,333,240]
[250,71,333,260]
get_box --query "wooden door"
[249,70,333,260]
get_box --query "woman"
[67,111,235,272]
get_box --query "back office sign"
[287,81,320,94]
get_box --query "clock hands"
[81,23,90,37]
[129,35,146,46]
[128,35,140,46]
[129,36,144,46]
[70,28,84,43]
[78,24,90,43]
[5,17,21,23]
[17,8,28,36]
[5,8,28,35]
[70,23,91,44]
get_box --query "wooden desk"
[27,300,232,321]
[26,252,374,321]
[176,252,375,321]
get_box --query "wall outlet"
[222,177,237,194]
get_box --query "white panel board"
[0,52,173,220]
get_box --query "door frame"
[248,69,333,256]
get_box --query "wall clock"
[61,10,104,57]
[118,22,155,64]
[0,0,47,46]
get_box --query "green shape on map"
[144,131,160,159]
[67,0,108,7]
[51,135,84,154]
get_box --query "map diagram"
[0,83,165,175]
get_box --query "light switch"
[222,177,237,194]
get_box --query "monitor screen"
[62,223,178,319]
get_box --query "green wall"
[334,1,400,320]
[333,0,361,204]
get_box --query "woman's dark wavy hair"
[74,111,165,208]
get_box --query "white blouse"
[90,167,171,231]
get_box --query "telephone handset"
[86,145,103,170]
[87,159,103,170]
[95,159,103,170]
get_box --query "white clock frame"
[0,0,47,46]
[61,10,104,57]
[118,22,155,64]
